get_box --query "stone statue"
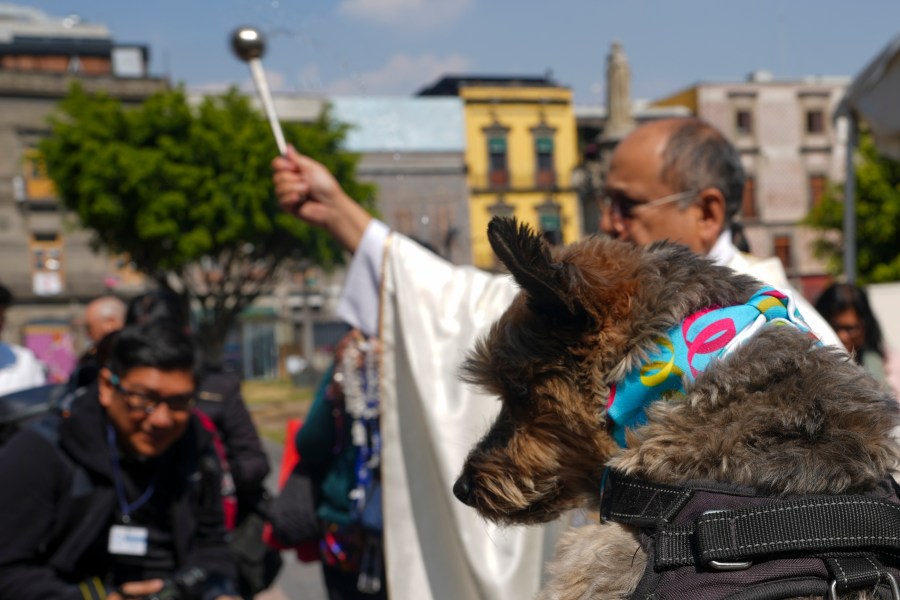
[604,41,635,140]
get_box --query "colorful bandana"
[607,287,819,446]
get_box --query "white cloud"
[308,52,471,95]
[338,0,473,29]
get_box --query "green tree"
[39,84,375,360]
[806,130,900,283]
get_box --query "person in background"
[125,290,277,598]
[85,296,127,346]
[0,282,46,395]
[75,296,127,385]
[292,329,386,600]
[125,291,270,513]
[0,324,239,599]
[597,118,839,347]
[815,282,889,385]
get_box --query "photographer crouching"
[0,324,239,600]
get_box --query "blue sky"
[27,1,900,104]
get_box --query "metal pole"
[843,116,858,284]
[247,58,287,155]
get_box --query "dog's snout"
[453,472,476,506]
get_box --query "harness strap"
[824,555,900,597]
[655,494,900,569]
[603,471,694,527]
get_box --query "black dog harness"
[601,469,900,599]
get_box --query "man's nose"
[147,402,175,427]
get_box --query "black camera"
[120,567,207,600]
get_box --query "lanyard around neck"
[106,423,157,524]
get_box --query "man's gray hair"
[660,118,745,225]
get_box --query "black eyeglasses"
[108,374,195,415]
[602,189,699,221]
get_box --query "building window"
[487,136,509,188]
[22,147,56,200]
[484,120,511,190]
[773,234,792,271]
[809,174,828,209]
[806,109,825,134]
[534,137,556,189]
[30,231,64,296]
[536,198,562,246]
[742,176,757,220]
[735,110,753,136]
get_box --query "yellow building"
[419,76,581,269]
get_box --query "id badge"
[108,525,149,556]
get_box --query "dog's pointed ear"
[488,217,577,315]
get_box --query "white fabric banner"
[379,233,563,600]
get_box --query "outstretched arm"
[272,145,372,253]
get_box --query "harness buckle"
[828,571,900,599]
[701,510,753,572]
[708,559,753,572]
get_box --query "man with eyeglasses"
[0,324,239,600]
[270,117,839,600]
[598,117,839,347]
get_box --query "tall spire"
[604,41,635,140]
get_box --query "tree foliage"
[806,130,900,283]
[39,83,375,359]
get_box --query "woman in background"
[814,282,888,385]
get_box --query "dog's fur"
[454,218,900,600]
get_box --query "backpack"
[191,407,238,531]
[0,383,76,446]
[193,407,282,597]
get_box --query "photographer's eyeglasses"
[107,374,195,415]
[602,189,699,221]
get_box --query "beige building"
[0,4,166,380]
[653,71,850,299]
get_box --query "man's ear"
[98,367,113,408]
[696,187,727,249]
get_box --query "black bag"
[230,494,283,598]
[267,464,321,547]
[0,384,73,445]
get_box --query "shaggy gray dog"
[454,218,900,599]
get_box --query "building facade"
[328,96,471,264]
[419,76,581,269]
[0,4,166,380]
[653,72,849,299]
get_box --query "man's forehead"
[608,128,670,188]
[120,366,195,389]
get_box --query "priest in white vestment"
[272,118,840,600]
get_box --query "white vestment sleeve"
[337,219,390,336]
[378,234,563,600]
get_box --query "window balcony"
[470,170,564,193]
